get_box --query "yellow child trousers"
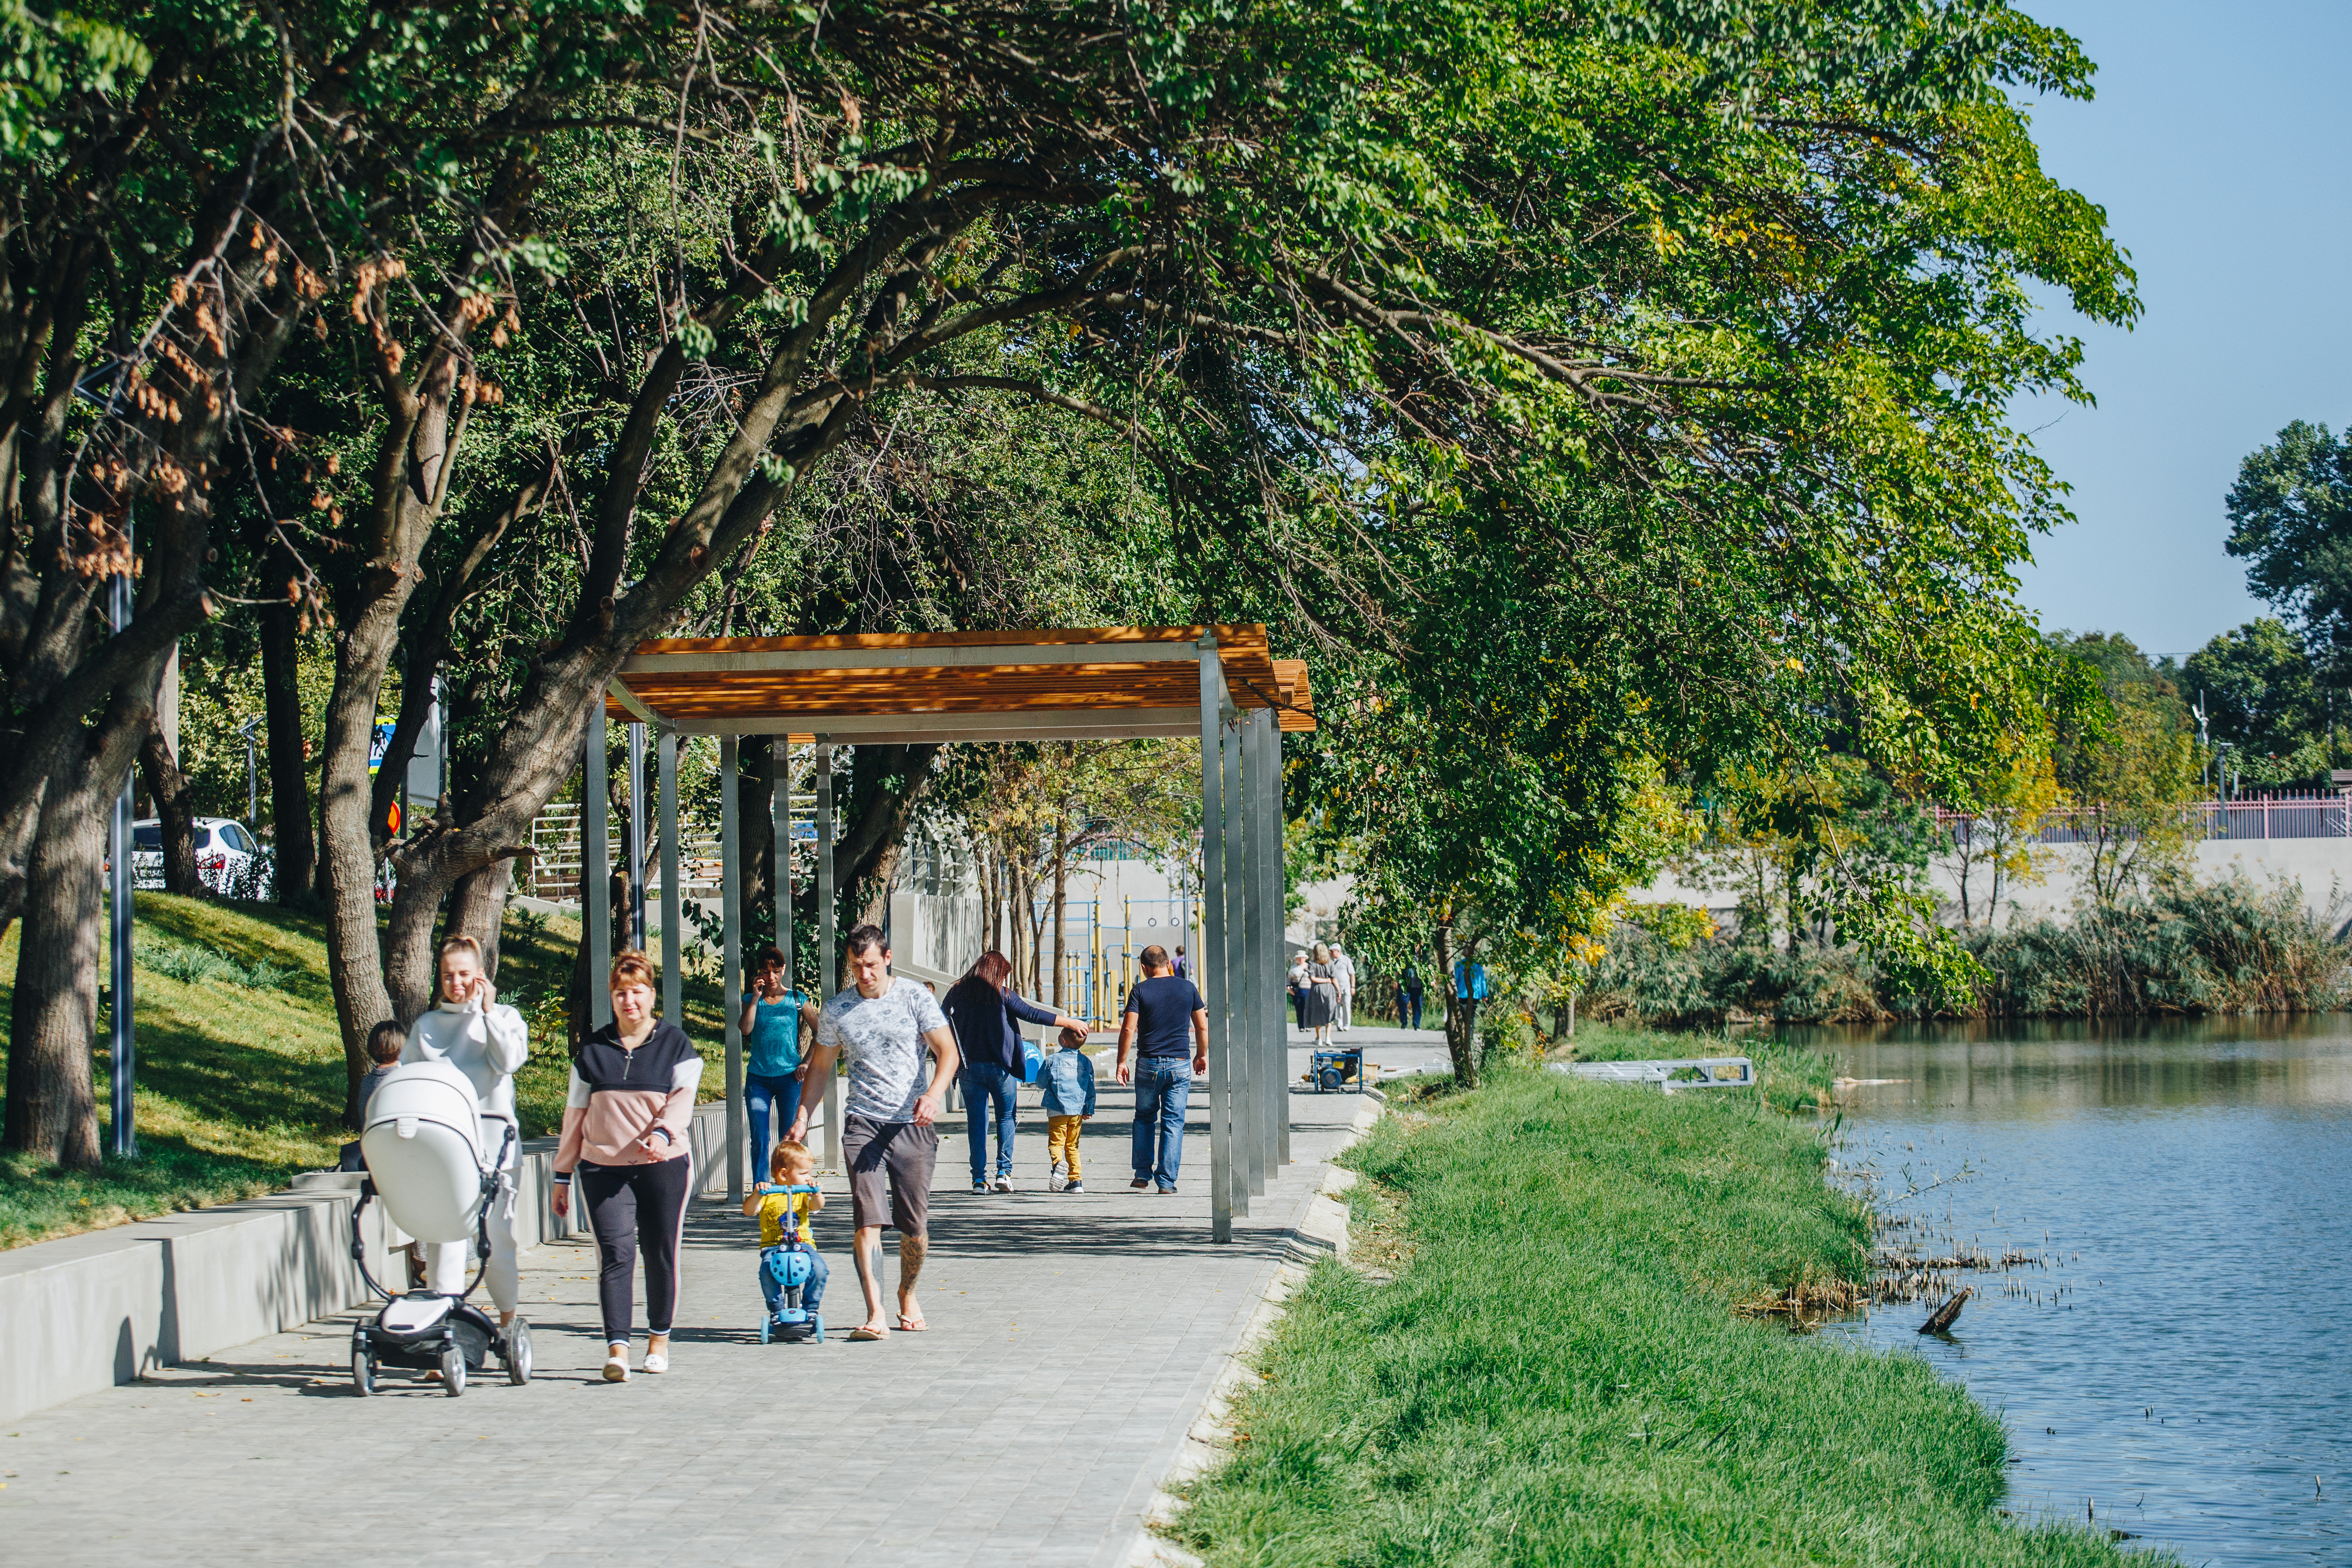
[1047,1114,1083,1180]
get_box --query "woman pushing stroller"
[401,935,529,1339]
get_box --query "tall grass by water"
[1173,1069,2155,1567]
[1587,876,2349,1024]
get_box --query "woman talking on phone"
[738,945,818,1181]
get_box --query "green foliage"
[2045,631,2201,906]
[2225,420,2352,679]
[1176,1069,2149,1568]
[0,0,146,153]
[2183,619,2339,785]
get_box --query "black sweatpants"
[577,1157,693,1343]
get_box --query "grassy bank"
[0,894,726,1250]
[1174,1068,2151,1567]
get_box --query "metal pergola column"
[584,703,613,1029]
[816,740,840,1167]
[626,720,647,950]
[1247,707,1287,1170]
[1225,713,1262,1201]
[1197,638,1235,1242]
[722,736,745,1204]
[658,729,681,1026]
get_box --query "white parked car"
[131,817,273,897]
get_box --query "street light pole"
[238,716,260,828]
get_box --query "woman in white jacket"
[402,934,529,1330]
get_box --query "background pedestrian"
[1118,944,1208,1193]
[940,950,1088,1193]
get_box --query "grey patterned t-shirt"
[817,976,951,1123]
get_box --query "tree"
[1931,742,2058,928]
[2047,647,2200,908]
[2182,618,2331,784]
[2226,421,2352,683]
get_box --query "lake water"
[1795,1017,2352,1564]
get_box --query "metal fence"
[523,803,723,903]
[1936,792,2352,844]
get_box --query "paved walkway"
[0,1045,1396,1567]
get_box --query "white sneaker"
[1048,1172,1068,1192]
[642,1350,669,1374]
[1050,1160,1066,1179]
[602,1351,630,1383]
[990,1176,1013,1193]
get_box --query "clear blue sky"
[2008,0,2352,663]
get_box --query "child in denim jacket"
[1041,1023,1097,1192]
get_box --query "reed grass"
[1172,1067,2161,1567]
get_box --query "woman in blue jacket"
[940,950,1090,1193]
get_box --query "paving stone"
[0,1050,1368,1567]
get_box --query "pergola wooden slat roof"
[604,624,1314,742]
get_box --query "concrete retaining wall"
[0,1099,731,1424]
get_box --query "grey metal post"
[772,741,793,993]
[626,720,647,950]
[723,736,745,1204]
[1253,710,1290,1167]
[817,740,840,1167]
[585,701,613,1028]
[1197,638,1233,1240]
[109,572,135,1157]
[1220,714,1258,1199]
[658,729,681,1026]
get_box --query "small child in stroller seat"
[743,1140,828,1342]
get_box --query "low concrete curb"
[0,1099,733,1424]
[1116,1095,1386,1568]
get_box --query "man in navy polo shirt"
[1114,944,1208,1192]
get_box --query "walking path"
[0,1041,1413,1567]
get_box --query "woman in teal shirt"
[738,946,818,1178]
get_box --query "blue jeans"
[746,1073,803,1180]
[1131,1059,1192,1190]
[962,1062,1017,1182]
[759,1244,828,1315]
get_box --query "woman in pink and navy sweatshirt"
[551,950,704,1383]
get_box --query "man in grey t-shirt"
[790,924,959,1340]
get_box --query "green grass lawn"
[1174,1067,2155,1567]
[0,893,729,1251]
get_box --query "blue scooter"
[756,1182,826,1345]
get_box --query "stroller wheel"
[505,1316,533,1385]
[350,1344,376,1397]
[441,1345,467,1397]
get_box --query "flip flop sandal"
[897,1317,928,1332]
[847,1325,887,1342]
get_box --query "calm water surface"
[1791,1018,2352,1565]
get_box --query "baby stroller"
[346,1060,532,1396]
[757,1182,827,1346]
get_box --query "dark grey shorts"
[842,1115,937,1236]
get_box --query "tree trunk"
[442,856,514,982]
[139,715,200,896]
[321,621,404,1127]
[3,749,110,1167]
[257,598,317,902]
[1434,922,1479,1089]
[740,735,775,949]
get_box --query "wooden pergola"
[578,625,1314,1242]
